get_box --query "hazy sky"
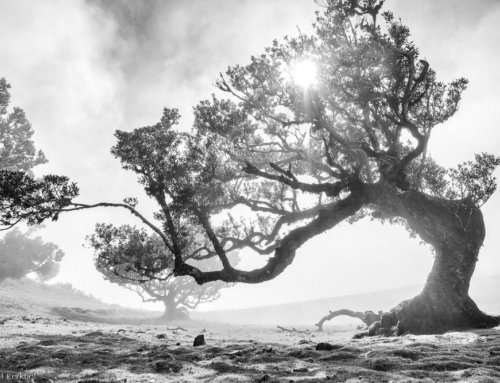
[0,0,499,312]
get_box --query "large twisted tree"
[2,0,499,335]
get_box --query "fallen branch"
[167,326,188,331]
[277,325,310,333]
[315,309,383,332]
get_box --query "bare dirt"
[1,310,500,383]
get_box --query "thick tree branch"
[191,205,233,270]
[149,179,183,258]
[174,189,366,284]
[243,161,352,197]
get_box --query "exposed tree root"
[315,309,382,332]
[374,291,500,336]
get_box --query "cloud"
[84,0,319,130]
[0,0,124,185]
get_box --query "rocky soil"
[1,311,500,383]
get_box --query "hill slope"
[0,275,498,326]
[0,278,162,323]
[192,275,500,326]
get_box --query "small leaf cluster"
[446,153,500,207]
[0,170,79,228]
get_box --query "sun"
[293,59,318,87]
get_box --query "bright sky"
[0,0,499,312]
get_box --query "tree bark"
[367,185,500,335]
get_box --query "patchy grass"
[1,315,500,382]
[1,278,500,382]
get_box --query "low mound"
[0,278,162,323]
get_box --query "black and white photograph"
[0,1,499,382]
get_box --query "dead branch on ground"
[315,309,383,331]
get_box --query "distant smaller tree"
[36,261,61,283]
[0,78,47,173]
[0,226,65,283]
[88,224,238,321]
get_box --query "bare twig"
[277,325,310,333]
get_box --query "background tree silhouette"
[0,226,65,283]
[36,261,61,283]
[1,0,499,335]
[89,224,238,321]
[0,78,47,174]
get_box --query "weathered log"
[315,309,382,332]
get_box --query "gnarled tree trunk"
[368,185,500,335]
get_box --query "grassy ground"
[0,315,500,382]
[1,278,500,382]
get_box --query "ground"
[1,311,500,383]
[1,279,499,382]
